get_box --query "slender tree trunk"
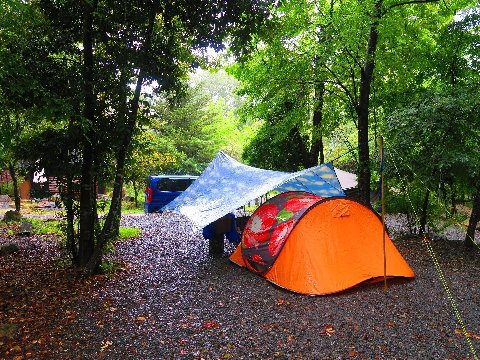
[111,181,122,238]
[60,175,77,263]
[356,0,382,205]
[84,5,157,274]
[449,180,457,216]
[465,189,480,248]
[110,60,130,239]
[133,180,139,208]
[8,162,20,212]
[310,81,325,166]
[419,190,430,234]
[78,0,98,266]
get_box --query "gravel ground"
[54,213,480,360]
[2,212,480,359]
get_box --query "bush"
[0,182,15,197]
[3,210,22,223]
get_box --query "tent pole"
[380,136,387,292]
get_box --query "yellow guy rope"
[387,146,478,360]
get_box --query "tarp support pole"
[380,136,387,292]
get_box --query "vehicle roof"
[149,175,198,179]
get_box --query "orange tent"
[230,192,414,295]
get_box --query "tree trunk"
[110,56,129,239]
[465,189,480,248]
[419,190,430,234]
[8,162,20,212]
[310,81,325,166]
[61,175,77,264]
[449,180,457,216]
[111,181,122,238]
[356,0,382,205]
[78,0,98,267]
[133,180,139,208]
[84,5,157,275]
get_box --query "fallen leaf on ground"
[100,340,112,351]
[66,310,76,319]
[276,298,291,306]
[454,329,480,339]
[321,325,336,336]
[348,348,359,358]
[202,321,220,329]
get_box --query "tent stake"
[380,136,387,292]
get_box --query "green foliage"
[98,259,122,276]
[14,127,82,179]
[0,182,15,197]
[121,201,144,213]
[229,0,477,198]
[123,69,252,185]
[151,79,248,174]
[378,4,479,236]
[227,0,332,167]
[1,0,479,257]
[384,186,426,216]
[384,84,480,233]
[324,122,359,172]
[242,121,309,171]
[385,87,480,188]
[1,0,276,271]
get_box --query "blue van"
[144,175,198,213]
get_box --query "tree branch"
[323,64,357,108]
[386,0,440,13]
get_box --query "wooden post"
[380,136,387,292]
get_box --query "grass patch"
[118,227,141,239]
[121,207,144,214]
[23,217,63,236]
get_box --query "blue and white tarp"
[162,151,346,228]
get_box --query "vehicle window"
[157,178,194,192]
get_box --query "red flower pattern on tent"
[242,192,322,274]
[243,203,278,248]
[268,220,294,256]
[285,195,319,212]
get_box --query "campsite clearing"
[0,213,479,359]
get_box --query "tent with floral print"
[230,191,414,295]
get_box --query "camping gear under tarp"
[162,151,346,228]
[230,192,415,295]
